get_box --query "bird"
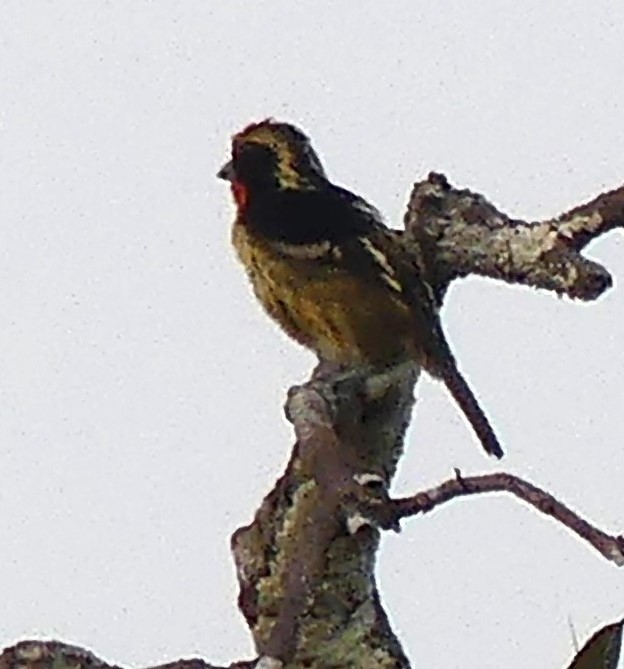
[217,119,504,459]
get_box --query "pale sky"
[1,2,623,668]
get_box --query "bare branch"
[392,471,624,566]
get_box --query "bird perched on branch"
[217,119,503,459]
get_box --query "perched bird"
[217,119,503,459]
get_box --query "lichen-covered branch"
[0,641,258,669]
[2,177,621,669]
[404,172,622,300]
[228,177,622,668]
[231,364,416,668]
[391,471,624,566]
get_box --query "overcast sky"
[1,2,623,668]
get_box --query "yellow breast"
[231,221,413,365]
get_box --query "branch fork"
[3,174,623,669]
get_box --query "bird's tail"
[440,364,504,459]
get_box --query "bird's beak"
[217,160,235,181]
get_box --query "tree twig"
[391,470,624,566]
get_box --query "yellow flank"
[232,221,414,365]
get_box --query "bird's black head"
[217,119,328,196]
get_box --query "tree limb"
[2,175,622,669]
[228,175,622,668]
[404,172,621,301]
[0,640,255,669]
[392,470,624,566]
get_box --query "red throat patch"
[232,180,249,209]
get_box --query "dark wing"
[255,186,503,457]
[253,185,439,318]
[331,187,443,330]
[331,190,504,459]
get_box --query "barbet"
[218,120,503,459]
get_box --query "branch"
[3,177,621,669]
[404,172,622,300]
[0,641,256,669]
[391,471,624,566]
[227,178,621,667]
[231,363,416,668]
